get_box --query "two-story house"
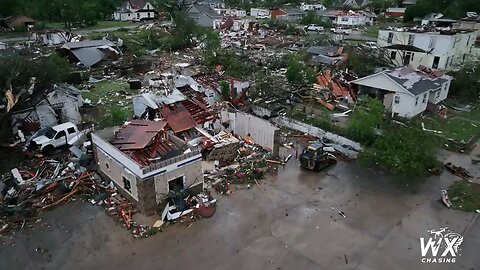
[113,0,156,21]
[92,120,204,216]
[377,28,477,71]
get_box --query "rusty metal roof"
[160,104,197,133]
[110,120,167,151]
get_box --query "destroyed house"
[10,84,84,133]
[92,120,204,215]
[61,40,121,68]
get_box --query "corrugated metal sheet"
[160,104,197,133]
[110,120,167,150]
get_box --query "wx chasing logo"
[419,227,463,264]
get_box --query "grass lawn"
[81,80,134,128]
[422,117,479,142]
[447,180,480,212]
[363,25,380,38]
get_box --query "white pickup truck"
[29,122,83,153]
[330,28,352,35]
[305,24,325,32]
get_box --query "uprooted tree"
[0,53,72,143]
[360,123,440,181]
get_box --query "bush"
[360,124,440,179]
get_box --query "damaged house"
[32,30,82,46]
[10,84,84,133]
[92,120,204,216]
[187,3,223,28]
[350,65,452,118]
[307,46,348,66]
[61,40,121,68]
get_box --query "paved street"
[0,146,479,270]
[0,25,138,43]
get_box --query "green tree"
[170,10,197,50]
[0,53,72,142]
[347,97,384,145]
[220,81,231,100]
[360,124,440,179]
[448,60,480,102]
[286,58,304,85]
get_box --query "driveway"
[0,147,478,270]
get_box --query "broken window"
[105,161,110,171]
[423,93,428,103]
[404,52,412,65]
[55,130,66,139]
[123,176,132,193]
[408,34,414,45]
[387,32,393,43]
[415,97,419,106]
[168,176,184,193]
[432,56,440,69]
[390,51,397,60]
[394,95,400,104]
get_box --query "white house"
[31,31,82,46]
[350,65,452,118]
[113,0,156,21]
[250,8,271,19]
[343,0,370,7]
[377,28,477,70]
[329,10,373,26]
[300,3,326,11]
[200,0,225,9]
[215,8,246,17]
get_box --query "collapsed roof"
[61,40,121,67]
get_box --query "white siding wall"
[221,111,279,152]
[335,15,369,26]
[391,92,429,118]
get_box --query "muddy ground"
[1,146,479,270]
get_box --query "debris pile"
[445,162,472,179]
[208,139,278,194]
[0,154,98,235]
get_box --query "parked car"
[362,41,378,50]
[330,28,352,35]
[305,24,325,32]
[29,122,81,153]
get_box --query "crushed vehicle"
[299,143,337,171]
[28,122,83,153]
